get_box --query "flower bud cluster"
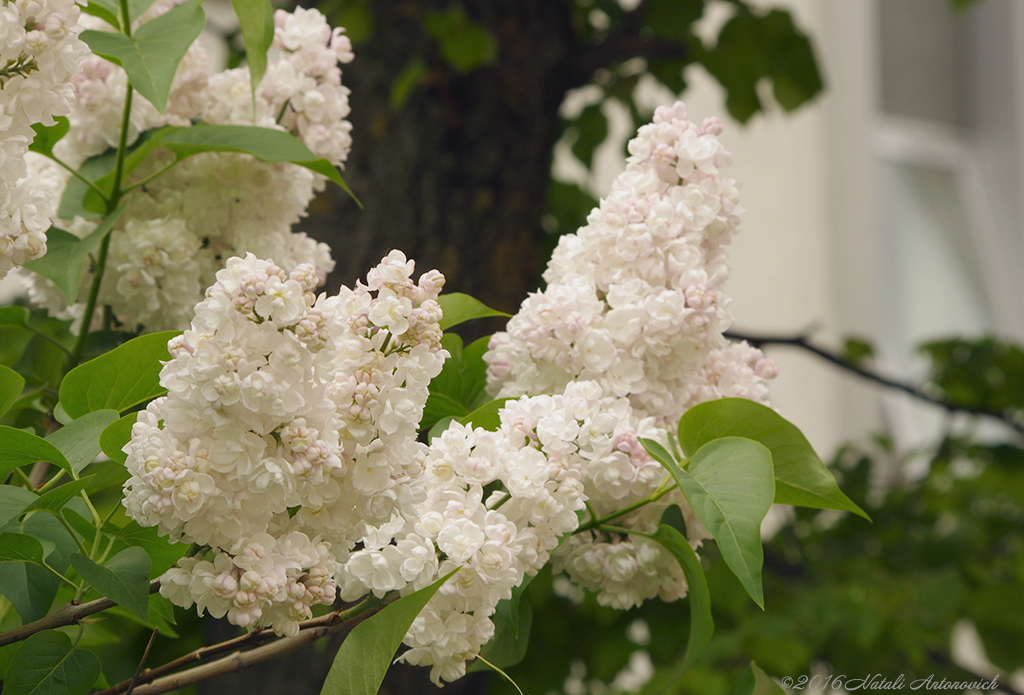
[0,0,89,277]
[26,5,353,332]
[485,101,773,426]
[484,102,776,608]
[123,251,448,638]
[338,381,636,684]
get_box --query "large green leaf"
[71,547,151,622]
[46,410,120,475]
[80,0,205,113]
[422,7,497,73]
[22,477,95,516]
[99,412,136,464]
[59,330,177,418]
[229,0,274,107]
[470,591,533,671]
[678,398,867,518]
[23,204,126,304]
[0,514,78,623]
[29,118,70,158]
[321,570,458,695]
[645,524,714,675]
[661,436,774,608]
[0,364,25,417]
[0,485,39,528]
[0,533,50,566]
[423,335,490,429]
[4,630,101,695]
[437,293,509,331]
[83,0,159,31]
[111,520,189,577]
[158,124,356,197]
[0,426,73,477]
[57,149,117,220]
[459,398,511,433]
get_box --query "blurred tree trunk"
[305,1,579,313]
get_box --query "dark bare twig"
[95,597,381,695]
[0,580,161,648]
[726,329,1024,435]
[125,629,159,695]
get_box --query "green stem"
[489,491,511,511]
[574,483,678,534]
[80,490,103,528]
[122,158,176,193]
[12,468,33,488]
[36,469,67,494]
[596,524,634,537]
[334,594,380,623]
[47,154,111,202]
[55,512,91,557]
[67,84,133,370]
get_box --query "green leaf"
[71,547,151,622]
[470,590,533,671]
[0,533,49,566]
[0,514,78,622]
[0,426,73,477]
[57,149,117,220]
[645,524,713,675]
[159,124,357,200]
[111,520,188,577]
[46,410,120,475]
[84,0,160,30]
[423,7,498,73]
[99,413,136,465]
[678,398,867,519]
[81,0,121,30]
[640,437,676,470]
[666,437,774,608]
[437,293,509,331]
[0,305,29,327]
[459,398,510,432]
[22,477,94,516]
[389,57,427,111]
[80,0,205,113]
[29,118,70,157]
[734,661,785,695]
[23,204,127,304]
[0,364,25,417]
[570,103,608,169]
[321,570,458,695]
[0,485,39,528]
[59,330,178,419]
[4,630,101,695]
[423,335,490,429]
[230,0,274,108]
[643,0,703,38]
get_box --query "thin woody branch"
[725,329,1024,435]
[0,580,161,648]
[95,598,381,695]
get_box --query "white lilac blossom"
[338,382,640,684]
[485,101,774,426]
[0,0,89,277]
[27,4,353,332]
[484,102,777,609]
[123,251,448,638]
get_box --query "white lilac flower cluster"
[485,102,777,609]
[123,251,448,638]
[26,4,353,331]
[0,0,88,277]
[337,381,641,684]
